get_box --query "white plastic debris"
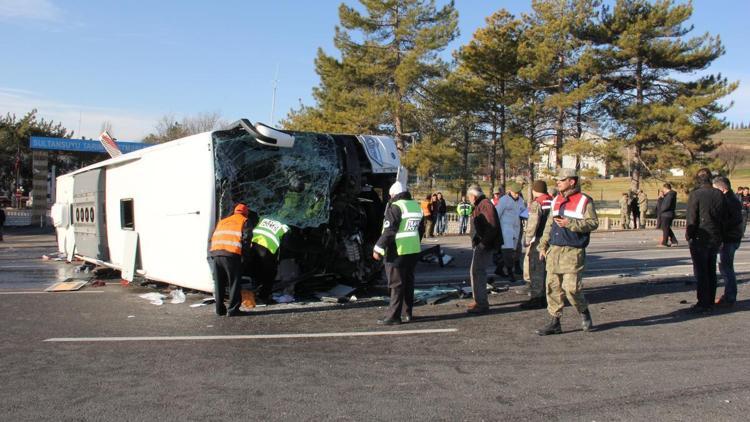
[273,293,295,304]
[139,292,166,305]
[169,289,186,304]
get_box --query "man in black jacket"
[467,184,501,314]
[657,183,678,246]
[713,176,743,306]
[685,168,726,313]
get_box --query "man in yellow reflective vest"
[373,181,423,325]
[249,215,290,304]
[209,203,253,316]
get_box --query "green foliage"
[0,110,88,196]
[594,0,734,190]
[282,0,459,151]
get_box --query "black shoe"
[519,297,546,310]
[687,304,712,314]
[535,317,562,336]
[377,317,402,325]
[402,315,413,323]
[581,310,593,332]
[227,310,250,317]
[215,308,227,316]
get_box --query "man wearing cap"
[466,184,501,314]
[520,180,553,309]
[536,169,599,335]
[495,182,526,281]
[373,182,423,325]
[209,203,254,316]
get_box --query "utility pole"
[270,65,279,126]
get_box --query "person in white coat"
[495,182,527,281]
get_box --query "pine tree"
[595,0,734,190]
[518,0,603,170]
[282,0,458,151]
[455,9,523,192]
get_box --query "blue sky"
[1,0,748,140]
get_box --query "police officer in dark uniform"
[373,181,424,325]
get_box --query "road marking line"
[43,328,459,343]
[0,291,105,295]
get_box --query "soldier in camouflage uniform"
[637,190,648,229]
[619,193,630,229]
[520,180,553,309]
[536,169,599,335]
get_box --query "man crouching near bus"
[209,203,253,317]
[373,181,424,325]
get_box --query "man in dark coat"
[685,168,726,313]
[713,176,743,306]
[657,183,678,246]
[466,184,501,314]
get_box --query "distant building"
[537,132,608,177]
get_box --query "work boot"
[466,302,489,315]
[581,309,593,332]
[377,317,402,325]
[519,296,546,310]
[535,316,562,336]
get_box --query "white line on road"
[0,291,105,295]
[43,328,459,343]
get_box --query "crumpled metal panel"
[213,131,342,228]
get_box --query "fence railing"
[2,209,52,227]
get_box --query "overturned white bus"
[51,119,403,293]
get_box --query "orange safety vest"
[209,214,247,255]
[420,200,432,217]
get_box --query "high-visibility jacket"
[209,214,247,255]
[251,217,290,254]
[456,201,473,216]
[392,199,423,255]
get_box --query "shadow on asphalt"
[593,299,750,332]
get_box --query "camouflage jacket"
[539,189,599,274]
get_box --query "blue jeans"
[436,213,447,234]
[719,241,741,302]
[459,215,468,234]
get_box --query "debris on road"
[190,297,216,308]
[169,289,186,304]
[315,284,356,303]
[272,293,295,304]
[45,279,87,292]
[414,286,459,305]
[139,292,166,305]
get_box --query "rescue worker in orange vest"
[209,203,253,317]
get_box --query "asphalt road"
[1,227,749,421]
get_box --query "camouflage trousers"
[546,272,588,318]
[523,242,546,299]
[620,212,630,229]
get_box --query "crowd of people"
[369,166,745,333]
[419,192,448,238]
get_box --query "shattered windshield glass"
[213,131,342,228]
